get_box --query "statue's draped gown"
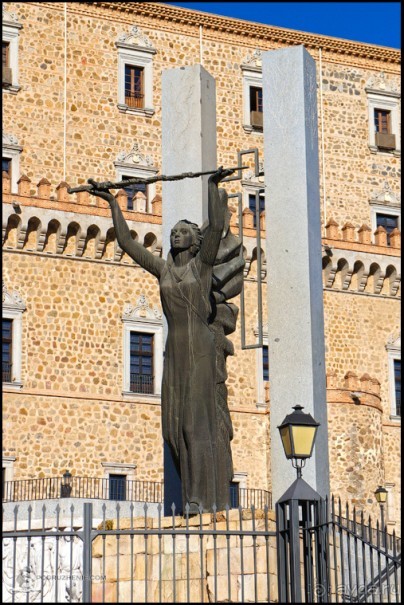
[159,253,218,510]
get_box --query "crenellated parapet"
[326,369,386,509]
[326,370,382,412]
[325,218,401,250]
[322,219,400,297]
[2,175,163,262]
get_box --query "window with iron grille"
[376,213,399,246]
[248,193,265,228]
[2,318,12,383]
[109,474,127,501]
[122,175,147,212]
[130,332,154,394]
[2,41,10,67]
[124,65,144,109]
[394,359,401,417]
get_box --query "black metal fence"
[2,496,401,603]
[276,495,401,603]
[2,501,277,603]
[2,476,272,509]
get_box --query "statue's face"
[170,223,194,250]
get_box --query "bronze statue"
[86,167,244,512]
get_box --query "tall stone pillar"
[262,46,330,502]
[161,65,217,514]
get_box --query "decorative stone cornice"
[122,294,162,322]
[116,24,155,50]
[241,49,263,71]
[2,281,26,311]
[2,8,23,27]
[115,142,155,168]
[365,71,400,94]
[369,182,400,207]
[386,332,400,352]
[82,2,400,64]
[2,133,23,151]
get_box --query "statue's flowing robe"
[160,253,221,510]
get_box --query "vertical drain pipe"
[63,3,67,181]
[319,47,327,235]
[199,25,203,66]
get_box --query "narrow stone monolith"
[161,65,217,515]
[161,65,217,252]
[262,46,330,502]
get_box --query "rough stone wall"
[323,292,399,418]
[2,1,401,531]
[3,2,400,227]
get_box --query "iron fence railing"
[2,502,277,603]
[277,495,401,603]
[2,476,272,509]
[2,476,163,504]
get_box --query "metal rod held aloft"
[67,166,249,194]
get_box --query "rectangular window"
[250,86,263,131]
[248,193,265,228]
[122,175,147,212]
[130,331,154,394]
[229,481,240,509]
[376,213,399,246]
[124,65,144,109]
[374,109,391,134]
[262,345,269,382]
[2,41,10,68]
[2,157,11,178]
[394,359,401,417]
[2,318,12,382]
[109,474,127,501]
[250,86,263,113]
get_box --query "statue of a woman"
[88,167,237,513]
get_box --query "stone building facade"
[2,2,401,531]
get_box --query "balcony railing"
[130,373,154,394]
[2,476,272,509]
[2,361,12,382]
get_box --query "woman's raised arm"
[199,167,234,266]
[87,179,164,278]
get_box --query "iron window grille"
[2,318,12,382]
[394,359,401,417]
[124,64,144,109]
[376,213,399,246]
[130,332,154,394]
[109,474,127,501]
[122,176,147,212]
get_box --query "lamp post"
[374,485,388,544]
[277,404,320,479]
[276,405,325,603]
[61,470,72,498]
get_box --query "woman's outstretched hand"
[208,166,235,184]
[87,178,116,204]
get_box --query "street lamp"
[278,404,320,479]
[61,470,72,498]
[374,485,388,533]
